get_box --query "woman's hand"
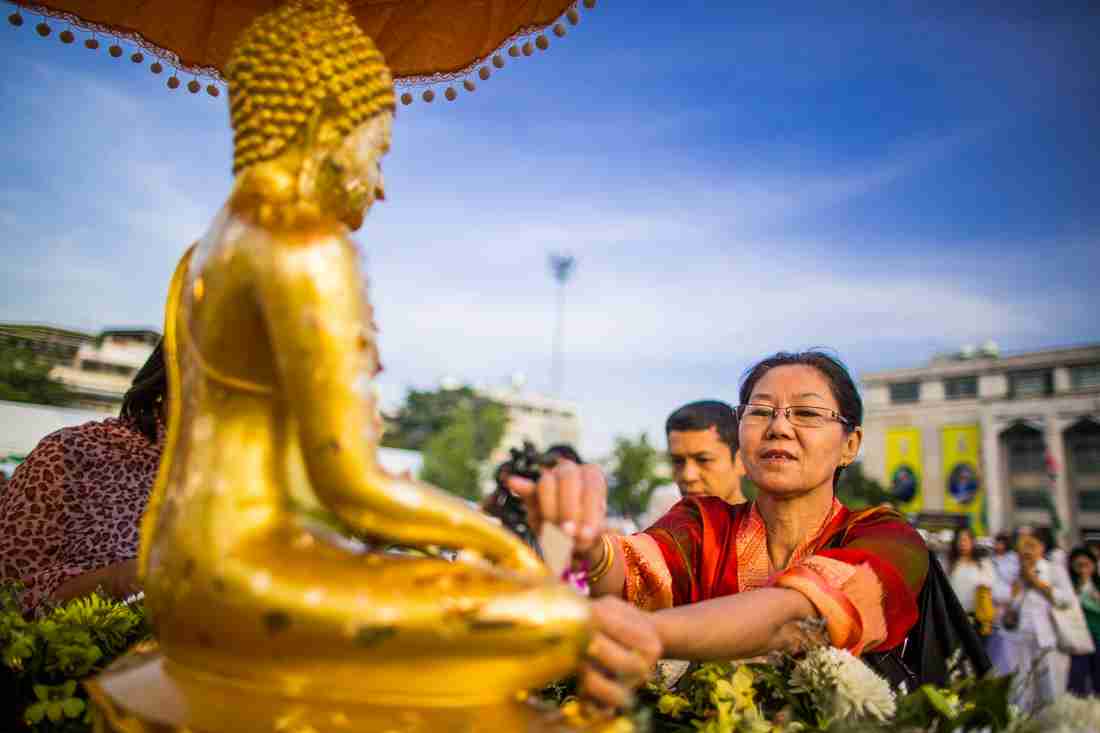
[506,460,608,553]
[50,558,141,605]
[580,597,663,710]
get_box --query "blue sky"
[2,1,1097,457]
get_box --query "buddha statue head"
[225,0,395,230]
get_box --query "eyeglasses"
[736,403,851,428]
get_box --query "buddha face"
[310,111,393,230]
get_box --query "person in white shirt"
[948,528,995,627]
[986,531,1018,678]
[991,532,1018,588]
[993,532,1075,712]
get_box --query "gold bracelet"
[586,534,615,584]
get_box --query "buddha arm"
[252,230,542,572]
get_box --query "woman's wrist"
[585,534,615,584]
[650,607,678,659]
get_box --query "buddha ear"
[297,106,337,199]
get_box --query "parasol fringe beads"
[6,5,225,98]
[6,0,597,106]
[396,0,597,106]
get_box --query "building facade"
[0,323,93,366]
[1,323,161,411]
[480,384,582,495]
[49,329,160,410]
[861,344,1100,543]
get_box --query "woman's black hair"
[738,350,862,490]
[1033,526,1056,556]
[120,341,167,443]
[1068,546,1100,591]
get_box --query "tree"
[836,461,894,509]
[0,344,73,406]
[607,433,665,521]
[384,386,508,500]
[382,387,501,452]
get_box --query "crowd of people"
[947,525,1100,706]
[2,344,1097,711]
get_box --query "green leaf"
[24,700,48,724]
[33,683,50,701]
[62,696,86,718]
[921,685,957,718]
[47,700,64,722]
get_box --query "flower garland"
[634,650,1100,733]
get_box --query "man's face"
[667,427,744,503]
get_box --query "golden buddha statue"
[87,2,603,730]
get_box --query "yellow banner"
[885,427,922,513]
[942,424,985,534]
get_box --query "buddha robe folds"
[617,497,928,655]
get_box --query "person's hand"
[506,460,607,553]
[1020,564,1040,588]
[50,558,141,605]
[579,597,663,710]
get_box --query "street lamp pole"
[548,253,575,397]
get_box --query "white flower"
[790,647,896,723]
[1032,694,1100,733]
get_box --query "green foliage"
[395,387,508,500]
[893,673,1015,732]
[836,462,894,510]
[382,386,503,452]
[0,583,150,733]
[607,433,666,520]
[0,344,74,406]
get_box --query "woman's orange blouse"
[617,497,928,654]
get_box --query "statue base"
[86,642,628,733]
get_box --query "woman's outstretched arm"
[653,587,817,660]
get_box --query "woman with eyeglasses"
[510,351,938,691]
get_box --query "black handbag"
[861,550,993,688]
[822,519,993,688]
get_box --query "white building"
[50,329,160,410]
[861,343,1100,544]
[480,383,582,485]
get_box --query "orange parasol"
[6,0,597,102]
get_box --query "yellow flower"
[714,679,737,701]
[730,666,757,711]
[657,693,691,718]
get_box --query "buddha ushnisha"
[138,0,589,715]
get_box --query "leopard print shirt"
[0,417,163,615]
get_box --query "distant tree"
[385,386,507,500]
[382,387,501,452]
[607,433,665,521]
[0,344,73,406]
[836,461,894,509]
